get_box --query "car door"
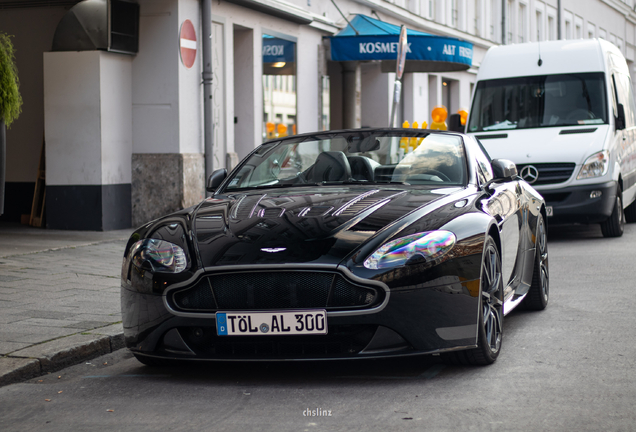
[472,142,523,300]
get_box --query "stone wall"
[131,153,205,227]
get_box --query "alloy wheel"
[481,243,503,354]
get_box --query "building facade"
[1,0,635,229]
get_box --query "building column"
[43,51,132,231]
[131,0,204,227]
[342,61,361,129]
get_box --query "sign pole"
[389,25,407,127]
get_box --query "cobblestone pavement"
[0,224,132,385]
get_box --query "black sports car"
[121,128,549,366]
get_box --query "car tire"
[625,199,636,223]
[521,214,549,311]
[443,236,503,366]
[600,186,625,237]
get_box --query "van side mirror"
[448,113,465,133]
[206,168,227,192]
[616,103,626,130]
[491,159,517,181]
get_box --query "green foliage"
[0,32,22,127]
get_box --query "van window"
[613,72,636,128]
[468,72,608,132]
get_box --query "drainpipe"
[201,0,214,181]
[557,0,562,39]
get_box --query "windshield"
[468,72,608,132]
[224,132,467,191]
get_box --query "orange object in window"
[458,109,468,126]
[430,106,448,130]
[277,124,288,137]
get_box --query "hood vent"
[333,190,380,217]
[298,206,334,218]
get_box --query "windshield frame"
[218,130,469,194]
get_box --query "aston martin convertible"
[121,128,549,366]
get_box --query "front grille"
[517,163,576,185]
[177,324,378,358]
[170,271,380,312]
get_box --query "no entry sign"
[180,19,197,68]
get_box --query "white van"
[466,39,636,237]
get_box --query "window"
[320,76,330,131]
[588,22,596,39]
[490,0,498,41]
[575,16,583,39]
[564,10,573,40]
[474,0,482,36]
[467,73,609,132]
[613,72,636,128]
[451,0,459,27]
[536,9,544,41]
[518,3,526,43]
[262,34,297,140]
[610,34,617,48]
[507,0,513,44]
[408,0,421,14]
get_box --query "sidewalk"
[0,222,133,386]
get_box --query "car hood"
[193,185,462,267]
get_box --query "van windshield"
[467,72,608,132]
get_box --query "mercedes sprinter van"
[466,39,636,237]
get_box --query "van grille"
[516,163,576,185]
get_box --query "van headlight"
[364,231,456,270]
[130,239,187,273]
[577,151,609,180]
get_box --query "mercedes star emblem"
[520,165,539,184]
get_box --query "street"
[1,222,635,431]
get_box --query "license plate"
[546,206,554,217]
[216,311,327,336]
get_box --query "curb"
[0,325,125,387]
[0,237,131,259]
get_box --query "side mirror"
[491,159,517,181]
[616,103,626,131]
[206,168,227,192]
[448,113,465,133]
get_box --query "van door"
[611,71,636,208]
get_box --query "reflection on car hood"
[193,186,462,267]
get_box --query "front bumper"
[540,180,617,224]
[121,273,481,361]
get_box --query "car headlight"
[364,231,456,270]
[577,151,609,180]
[130,239,187,273]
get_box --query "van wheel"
[625,199,636,223]
[600,187,625,237]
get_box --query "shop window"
[263,34,297,140]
